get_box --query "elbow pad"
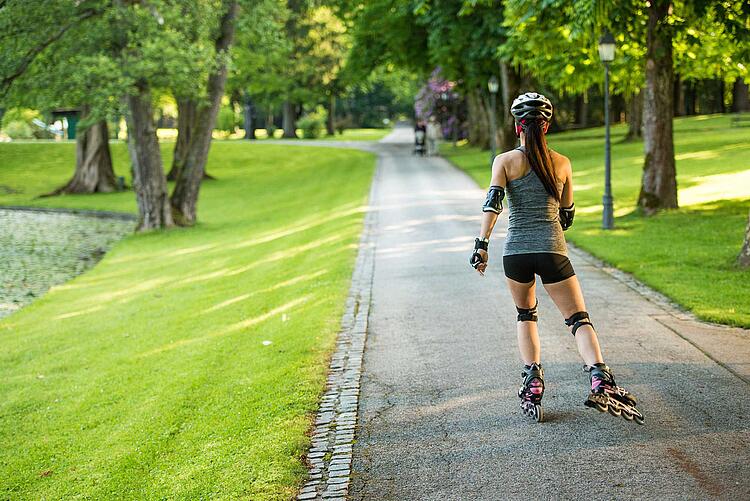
[483,185,505,214]
[559,203,575,230]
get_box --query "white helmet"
[511,92,553,122]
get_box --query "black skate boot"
[518,363,544,422]
[584,363,644,425]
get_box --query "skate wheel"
[608,405,621,417]
[621,410,634,421]
[634,414,645,425]
[535,405,544,423]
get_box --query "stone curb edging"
[296,163,380,501]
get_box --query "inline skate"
[518,363,544,422]
[584,363,644,425]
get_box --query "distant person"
[426,116,441,156]
[468,92,644,425]
[414,120,426,156]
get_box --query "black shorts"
[503,253,575,284]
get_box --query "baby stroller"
[414,124,426,156]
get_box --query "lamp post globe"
[488,76,499,167]
[599,31,616,230]
[598,31,616,63]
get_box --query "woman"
[426,116,441,157]
[469,92,643,425]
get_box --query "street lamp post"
[598,31,616,230]
[488,75,499,168]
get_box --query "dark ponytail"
[523,120,560,202]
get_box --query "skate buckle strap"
[565,311,593,336]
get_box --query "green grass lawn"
[0,141,375,498]
[444,114,750,328]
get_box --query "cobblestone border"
[296,164,379,501]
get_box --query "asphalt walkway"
[348,126,750,500]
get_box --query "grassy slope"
[444,115,750,327]
[0,141,375,499]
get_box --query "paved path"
[348,126,750,500]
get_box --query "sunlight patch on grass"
[679,169,750,206]
[140,296,311,357]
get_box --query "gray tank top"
[503,149,567,256]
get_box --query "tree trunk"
[466,88,488,148]
[685,80,697,115]
[738,210,750,268]
[47,107,117,195]
[125,85,173,231]
[638,0,678,213]
[625,89,643,141]
[169,99,215,181]
[731,77,750,112]
[673,73,684,117]
[170,0,238,226]
[243,90,256,139]
[326,93,335,136]
[575,92,588,127]
[282,100,297,138]
[499,62,521,151]
[168,98,196,181]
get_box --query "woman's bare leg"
[506,278,540,365]
[543,275,604,366]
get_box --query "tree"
[0,1,120,195]
[170,0,239,226]
[230,0,289,139]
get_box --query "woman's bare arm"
[472,154,509,274]
[560,155,574,208]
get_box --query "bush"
[4,120,34,139]
[297,106,327,139]
[266,125,277,138]
[216,105,238,136]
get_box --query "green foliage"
[445,114,750,327]
[232,2,349,110]
[1,1,227,121]
[297,105,327,139]
[0,141,376,498]
[216,104,239,135]
[338,0,430,84]
[3,120,33,139]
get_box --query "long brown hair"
[522,119,560,202]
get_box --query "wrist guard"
[559,203,575,230]
[483,185,505,214]
[470,238,489,269]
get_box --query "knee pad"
[565,311,594,336]
[516,300,538,322]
